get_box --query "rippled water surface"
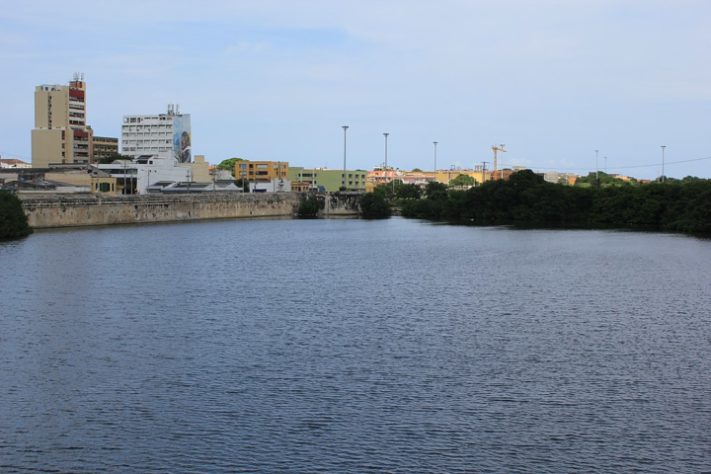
[1,218,710,472]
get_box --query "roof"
[0,158,31,167]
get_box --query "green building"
[288,167,367,192]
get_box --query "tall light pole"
[433,141,438,182]
[146,169,154,194]
[660,145,666,182]
[383,132,389,187]
[342,125,349,191]
[595,149,599,188]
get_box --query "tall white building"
[121,104,192,163]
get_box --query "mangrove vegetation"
[400,170,711,236]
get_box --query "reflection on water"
[1,218,710,472]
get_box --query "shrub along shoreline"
[0,190,32,240]
[399,170,711,237]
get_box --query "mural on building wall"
[172,115,192,163]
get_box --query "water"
[1,218,710,473]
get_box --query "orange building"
[234,160,289,183]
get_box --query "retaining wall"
[19,192,362,228]
[18,192,304,228]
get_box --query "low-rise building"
[434,167,515,185]
[365,168,435,192]
[0,166,117,194]
[96,155,210,195]
[0,158,32,169]
[249,179,291,193]
[231,160,290,192]
[234,160,288,183]
[399,170,435,186]
[367,167,399,187]
[544,171,578,185]
[288,167,367,192]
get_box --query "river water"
[1,217,710,473]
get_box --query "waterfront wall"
[19,192,362,228]
[18,192,307,228]
[322,193,361,216]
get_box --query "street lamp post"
[595,149,599,188]
[146,169,153,194]
[433,141,438,182]
[383,132,389,188]
[342,125,349,191]
[661,145,666,182]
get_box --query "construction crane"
[491,144,506,179]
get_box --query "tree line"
[398,170,711,236]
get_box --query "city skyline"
[2,0,711,178]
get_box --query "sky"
[2,0,711,179]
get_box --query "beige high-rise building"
[92,136,119,162]
[31,74,93,168]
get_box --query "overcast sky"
[2,0,711,178]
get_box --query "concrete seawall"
[19,192,309,229]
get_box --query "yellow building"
[92,136,119,162]
[32,75,94,168]
[434,168,514,185]
[45,169,118,195]
[434,169,485,185]
[189,155,211,182]
[288,167,367,192]
[234,160,288,182]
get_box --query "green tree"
[373,184,394,200]
[96,152,133,164]
[0,190,32,240]
[217,157,245,176]
[425,181,448,200]
[576,171,636,187]
[297,195,321,218]
[400,169,711,237]
[395,183,421,200]
[360,192,391,219]
[449,174,475,188]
